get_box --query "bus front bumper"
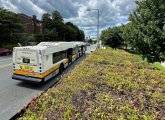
[12,74,43,83]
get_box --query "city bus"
[12,41,86,83]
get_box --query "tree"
[41,10,85,42]
[43,29,58,41]
[52,10,65,41]
[52,10,63,23]
[65,22,77,41]
[100,26,124,49]
[129,0,165,61]
[65,22,85,41]
[77,29,85,41]
[42,13,52,31]
[122,22,138,50]
[0,8,22,47]
[35,33,44,42]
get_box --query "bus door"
[67,48,72,63]
[81,46,84,54]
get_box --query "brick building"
[18,14,42,35]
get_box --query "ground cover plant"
[19,48,165,120]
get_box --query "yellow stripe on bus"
[41,63,60,78]
[72,54,77,59]
[13,59,68,79]
[63,59,68,64]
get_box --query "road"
[0,45,96,120]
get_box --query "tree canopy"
[100,26,124,49]
[65,22,85,41]
[100,0,165,61]
[129,0,165,60]
[0,8,85,47]
[39,10,85,42]
[0,8,22,47]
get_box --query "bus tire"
[41,79,45,84]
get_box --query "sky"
[0,0,136,39]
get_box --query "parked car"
[0,48,12,56]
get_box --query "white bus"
[12,41,86,83]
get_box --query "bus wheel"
[41,78,45,84]
[59,63,64,74]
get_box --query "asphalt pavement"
[0,45,96,120]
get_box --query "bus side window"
[53,52,60,64]
[53,51,66,64]
[60,51,66,59]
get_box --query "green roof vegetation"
[19,48,165,120]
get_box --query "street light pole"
[87,8,101,48]
[97,9,100,48]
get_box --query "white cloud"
[0,0,136,38]
[0,0,19,12]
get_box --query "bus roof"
[14,42,86,55]
[70,41,86,46]
[37,41,86,47]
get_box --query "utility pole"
[87,8,101,48]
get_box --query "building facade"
[18,14,42,35]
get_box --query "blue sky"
[0,0,136,38]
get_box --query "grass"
[153,62,165,72]
[19,48,165,120]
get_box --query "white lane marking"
[0,63,12,69]
[0,58,12,62]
